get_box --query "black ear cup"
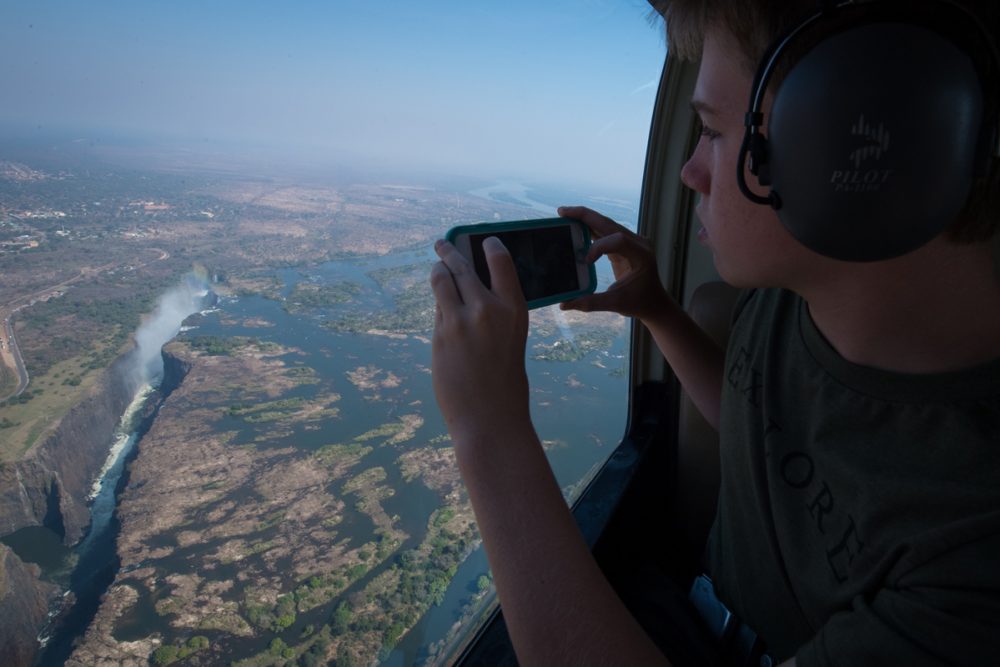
[767,22,984,261]
[739,1,998,262]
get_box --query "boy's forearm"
[453,423,670,666]
[641,303,725,429]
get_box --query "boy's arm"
[558,206,724,429]
[640,299,725,429]
[431,237,670,666]
[456,417,671,666]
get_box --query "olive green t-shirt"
[708,289,1000,666]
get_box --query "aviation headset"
[738,0,1000,261]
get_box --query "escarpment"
[0,347,192,666]
[0,544,59,667]
[0,356,137,546]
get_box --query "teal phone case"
[445,217,597,310]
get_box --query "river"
[12,241,628,665]
[34,386,155,666]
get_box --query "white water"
[87,383,155,501]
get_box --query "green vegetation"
[284,365,320,385]
[0,351,116,461]
[249,540,277,556]
[342,466,387,494]
[0,387,41,407]
[324,263,435,335]
[366,262,433,290]
[186,335,252,355]
[284,280,363,312]
[433,508,455,527]
[151,635,210,665]
[332,601,352,633]
[0,364,17,399]
[312,442,372,468]
[355,421,406,443]
[224,393,340,424]
[227,397,304,421]
[532,330,616,362]
[244,592,297,633]
[227,273,284,300]
[231,626,333,667]
[154,596,181,617]
[17,278,171,378]
[309,505,477,662]
[347,414,422,448]
[235,503,476,664]
[297,634,332,667]
[293,572,350,613]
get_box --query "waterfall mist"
[128,274,211,388]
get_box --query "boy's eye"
[694,116,720,141]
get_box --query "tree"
[269,638,287,656]
[152,645,178,666]
[332,601,352,634]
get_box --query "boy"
[429,1,1000,664]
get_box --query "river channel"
[14,242,628,665]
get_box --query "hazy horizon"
[1,0,667,193]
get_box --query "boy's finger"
[435,239,486,300]
[587,232,634,262]
[483,237,524,305]
[430,261,463,311]
[557,206,621,238]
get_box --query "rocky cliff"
[0,544,59,667]
[0,356,138,545]
[0,347,191,666]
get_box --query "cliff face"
[0,356,137,545]
[160,345,192,400]
[0,544,59,667]
[0,347,191,666]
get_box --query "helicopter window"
[0,2,665,666]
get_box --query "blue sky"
[0,0,667,191]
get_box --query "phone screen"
[469,226,579,302]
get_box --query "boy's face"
[681,27,816,288]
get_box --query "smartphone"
[445,218,597,309]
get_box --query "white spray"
[553,307,576,346]
[90,274,210,499]
[130,274,210,387]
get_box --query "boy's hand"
[557,205,671,322]
[430,237,531,444]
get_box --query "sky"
[0,0,668,192]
